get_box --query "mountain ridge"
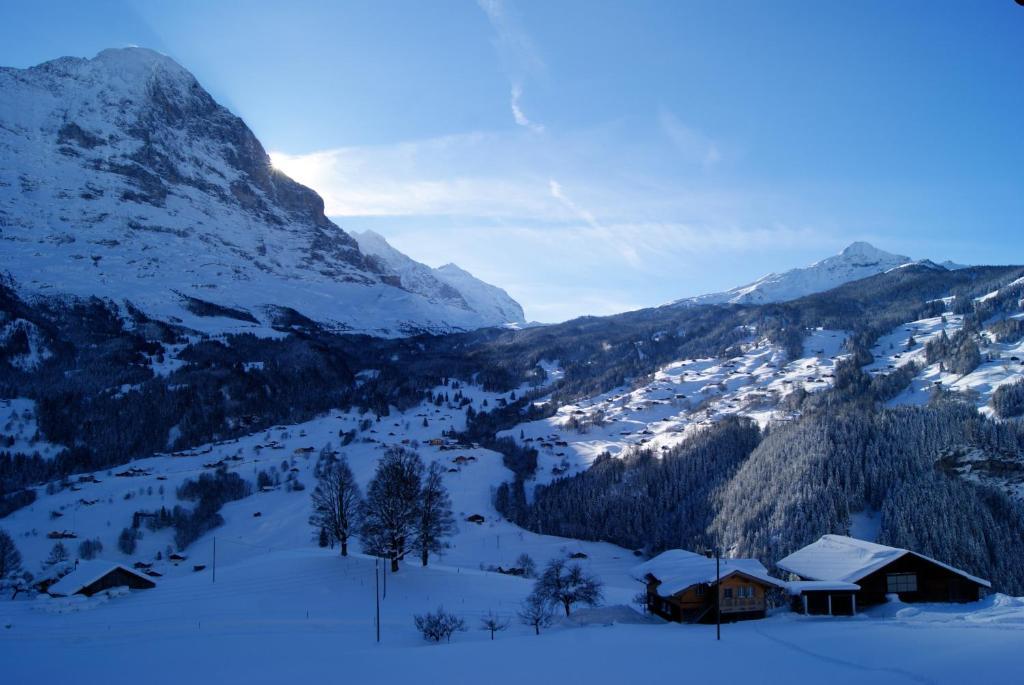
[0,47,524,336]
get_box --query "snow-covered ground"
[3,352,1024,683]
[1,550,1021,685]
[865,309,1024,412]
[501,329,848,484]
[0,398,66,461]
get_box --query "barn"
[631,549,785,623]
[777,535,990,610]
[47,560,157,597]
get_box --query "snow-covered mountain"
[678,242,948,306]
[352,230,525,327]
[0,48,523,336]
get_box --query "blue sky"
[2,1,1022,322]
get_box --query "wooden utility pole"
[375,559,381,643]
[716,549,721,641]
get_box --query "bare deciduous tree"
[309,456,362,556]
[413,461,455,566]
[518,592,555,635]
[479,610,511,640]
[414,606,466,642]
[533,558,603,616]
[360,447,423,572]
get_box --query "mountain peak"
[841,241,882,257]
[0,48,522,337]
[437,263,470,276]
[352,233,525,326]
[93,46,187,72]
[837,241,908,262]
[31,47,196,94]
[677,242,928,307]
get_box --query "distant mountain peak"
[676,242,958,307]
[352,231,525,326]
[838,241,908,262]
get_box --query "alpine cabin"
[46,560,157,597]
[631,549,784,623]
[778,535,990,614]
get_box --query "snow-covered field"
[2,548,1022,685]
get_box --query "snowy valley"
[1,45,1024,685]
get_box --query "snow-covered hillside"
[501,328,849,484]
[353,230,525,327]
[678,242,946,306]
[0,48,523,336]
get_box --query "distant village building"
[47,560,156,597]
[777,535,990,613]
[631,549,784,623]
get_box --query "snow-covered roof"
[630,549,784,597]
[784,580,861,596]
[47,560,153,597]
[777,535,991,588]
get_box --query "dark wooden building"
[778,535,990,611]
[632,549,785,623]
[47,560,157,597]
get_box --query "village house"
[47,560,156,598]
[777,535,990,615]
[631,549,784,623]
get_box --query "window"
[695,584,705,596]
[737,585,755,599]
[887,573,918,593]
[723,588,734,599]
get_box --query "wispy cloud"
[548,178,640,267]
[659,109,721,167]
[510,84,544,133]
[269,127,843,321]
[478,0,546,132]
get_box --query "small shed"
[631,549,784,623]
[777,535,990,607]
[47,560,156,597]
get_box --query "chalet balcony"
[721,597,761,613]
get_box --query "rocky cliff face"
[0,48,523,336]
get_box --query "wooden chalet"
[631,549,785,623]
[778,535,990,614]
[47,560,156,597]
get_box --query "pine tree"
[46,541,68,566]
[414,461,456,566]
[309,456,362,556]
[0,528,22,581]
